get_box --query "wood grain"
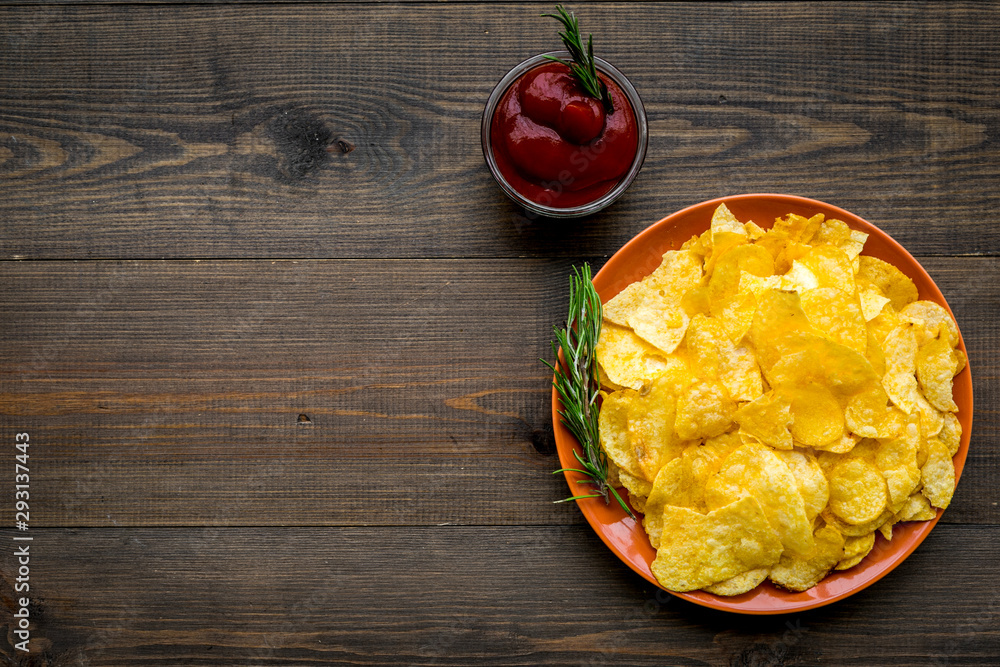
[1,2,998,260]
[2,258,996,527]
[2,525,999,665]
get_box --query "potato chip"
[689,432,743,490]
[744,220,767,240]
[627,294,690,356]
[597,389,644,479]
[822,508,894,537]
[705,442,815,558]
[774,449,830,522]
[782,244,855,294]
[773,212,824,244]
[844,381,894,439]
[878,516,895,541]
[596,323,689,390]
[748,289,814,374]
[856,255,919,311]
[735,391,794,451]
[706,204,750,274]
[651,496,783,592]
[714,290,757,345]
[680,284,711,319]
[894,492,937,522]
[874,421,922,512]
[737,271,782,299]
[916,336,962,412]
[900,300,960,348]
[920,438,956,510]
[603,251,702,323]
[703,567,770,596]
[784,384,846,448]
[881,324,945,437]
[674,380,736,441]
[835,532,876,571]
[937,411,963,457]
[769,524,845,592]
[627,376,684,481]
[799,287,868,356]
[618,469,653,506]
[865,328,887,378]
[642,459,691,549]
[828,458,889,525]
[685,315,763,402]
[867,304,902,348]
[708,244,774,307]
[859,287,892,322]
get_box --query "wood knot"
[266,109,333,180]
[328,138,355,154]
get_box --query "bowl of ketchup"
[482,51,648,218]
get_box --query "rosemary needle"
[544,264,635,519]
[542,5,614,113]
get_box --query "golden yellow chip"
[703,567,770,596]
[773,449,830,522]
[783,244,855,294]
[748,289,814,374]
[875,421,922,512]
[856,255,919,311]
[859,287,892,322]
[626,376,684,482]
[828,458,889,525]
[769,524,845,592]
[894,492,938,522]
[920,438,956,510]
[822,508,894,537]
[651,496,783,592]
[642,459,686,549]
[597,389,644,479]
[603,251,702,324]
[708,244,774,307]
[618,469,653,507]
[674,380,735,441]
[900,300,960,348]
[786,384,846,449]
[772,212,825,246]
[627,293,690,356]
[735,391,794,451]
[916,336,962,413]
[686,315,764,402]
[799,287,868,356]
[835,532,876,571]
[881,324,945,436]
[705,442,815,558]
[937,411,963,457]
[714,291,757,345]
[596,323,689,390]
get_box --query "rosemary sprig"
[544,264,635,520]
[542,5,614,113]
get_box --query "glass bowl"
[481,51,648,219]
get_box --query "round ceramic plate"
[553,194,973,614]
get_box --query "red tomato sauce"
[490,62,638,210]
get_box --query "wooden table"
[2,2,998,664]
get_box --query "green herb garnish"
[545,264,634,519]
[542,5,614,113]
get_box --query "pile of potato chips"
[596,204,965,595]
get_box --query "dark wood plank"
[3,525,999,665]
[1,257,996,527]
[1,2,998,259]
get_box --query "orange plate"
[552,194,973,614]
